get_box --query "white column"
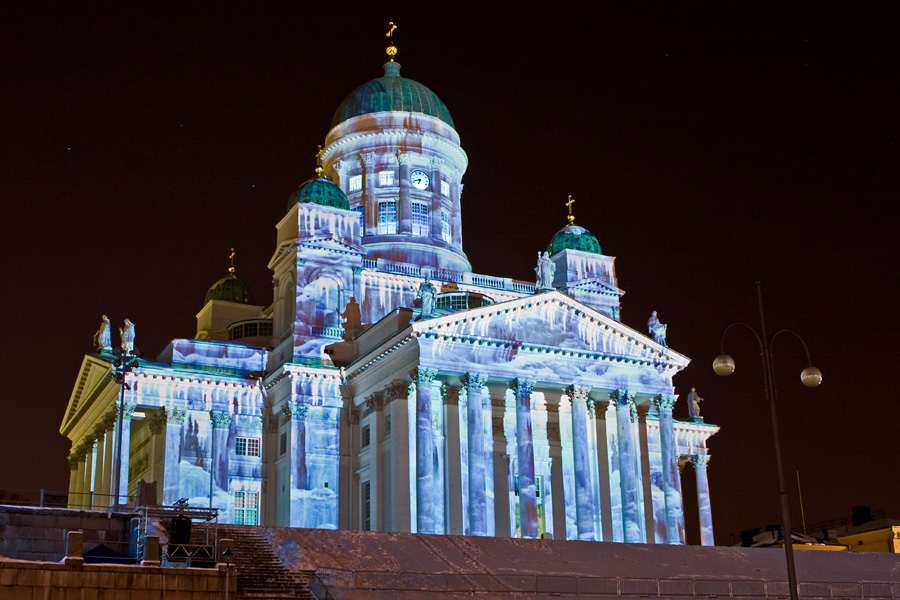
[692,455,715,546]
[443,385,463,535]
[163,407,185,506]
[412,367,438,534]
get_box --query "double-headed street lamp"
[111,346,141,511]
[713,282,822,600]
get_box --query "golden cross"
[566,195,576,224]
[229,248,236,275]
[386,22,398,60]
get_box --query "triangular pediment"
[298,235,365,256]
[412,291,688,368]
[60,354,115,438]
[565,278,623,295]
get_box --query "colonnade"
[353,368,716,545]
[66,403,134,509]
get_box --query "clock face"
[410,170,430,190]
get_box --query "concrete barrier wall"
[0,559,235,600]
[0,505,135,561]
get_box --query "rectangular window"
[279,432,287,455]
[441,210,451,243]
[234,491,260,525]
[377,201,398,234]
[236,437,261,457]
[411,202,429,236]
[363,481,371,531]
[361,425,371,447]
[378,170,394,186]
[352,205,364,232]
[441,180,449,196]
[349,175,362,192]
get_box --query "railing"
[310,326,345,339]
[314,569,900,598]
[0,488,128,510]
[308,571,336,600]
[800,508,886,535]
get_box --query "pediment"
[412,291,688,369]
[298,235,365,256]
[60,354,115,437]
[565,279,623,295]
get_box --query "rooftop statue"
[648,311,667,347]
[93,314,112,351]
[535,251,556,290]
[119,319,136,355]
[416,280,437,320]
[687,387,704,421]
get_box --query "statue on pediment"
[648,311,667,346]
[340,297,363,339]
[416,280,437,319]
[687,387,704,420]
[93,315,112,351]
[119,319,136,354]
[535,251,555,290]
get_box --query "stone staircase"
[214,524,316,599]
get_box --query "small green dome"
[547,225,603,256]
[204,275,255,306]
[288,176,350,212]
[331,62,454,129]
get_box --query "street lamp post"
[713,282,822,600]
[111,347,141,511]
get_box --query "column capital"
[384,379,410,402]
[122,403,137,419]
[429,156,444,170]
[690,455,711,470]
[410,366,438,385]
[364,392,384,412]
[332,159,348,176]
[210,411,233,428]
[460,372,488,391]
[442,385,462,406]
[608,389,635,407]
[395,151,411,165]
[653,394,677,412]
[91,423,107,440]
[148,413,166,435]
[166,407,186,425]
[566,384,591,404]
[359,152,376,168]
[284,402,309,420]
[510,378,535,395]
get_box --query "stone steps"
[214,524,315,599]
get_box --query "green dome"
[204,275,255,306]
[288,176,350,212]
[547,225,603,256]
[331,62,454,129]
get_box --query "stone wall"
[0,505,136,561]
[0,559,234,600]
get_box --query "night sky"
[2,5,897,546]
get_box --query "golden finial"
[565,195,576,225]
[228,248,236,276]
[315,145,324,178]
[386,21,398,61]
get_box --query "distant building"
[60,46,718,545]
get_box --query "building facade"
[60,52,718,545]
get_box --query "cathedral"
[59,40,718,546]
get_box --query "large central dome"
[331,62,454,129]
